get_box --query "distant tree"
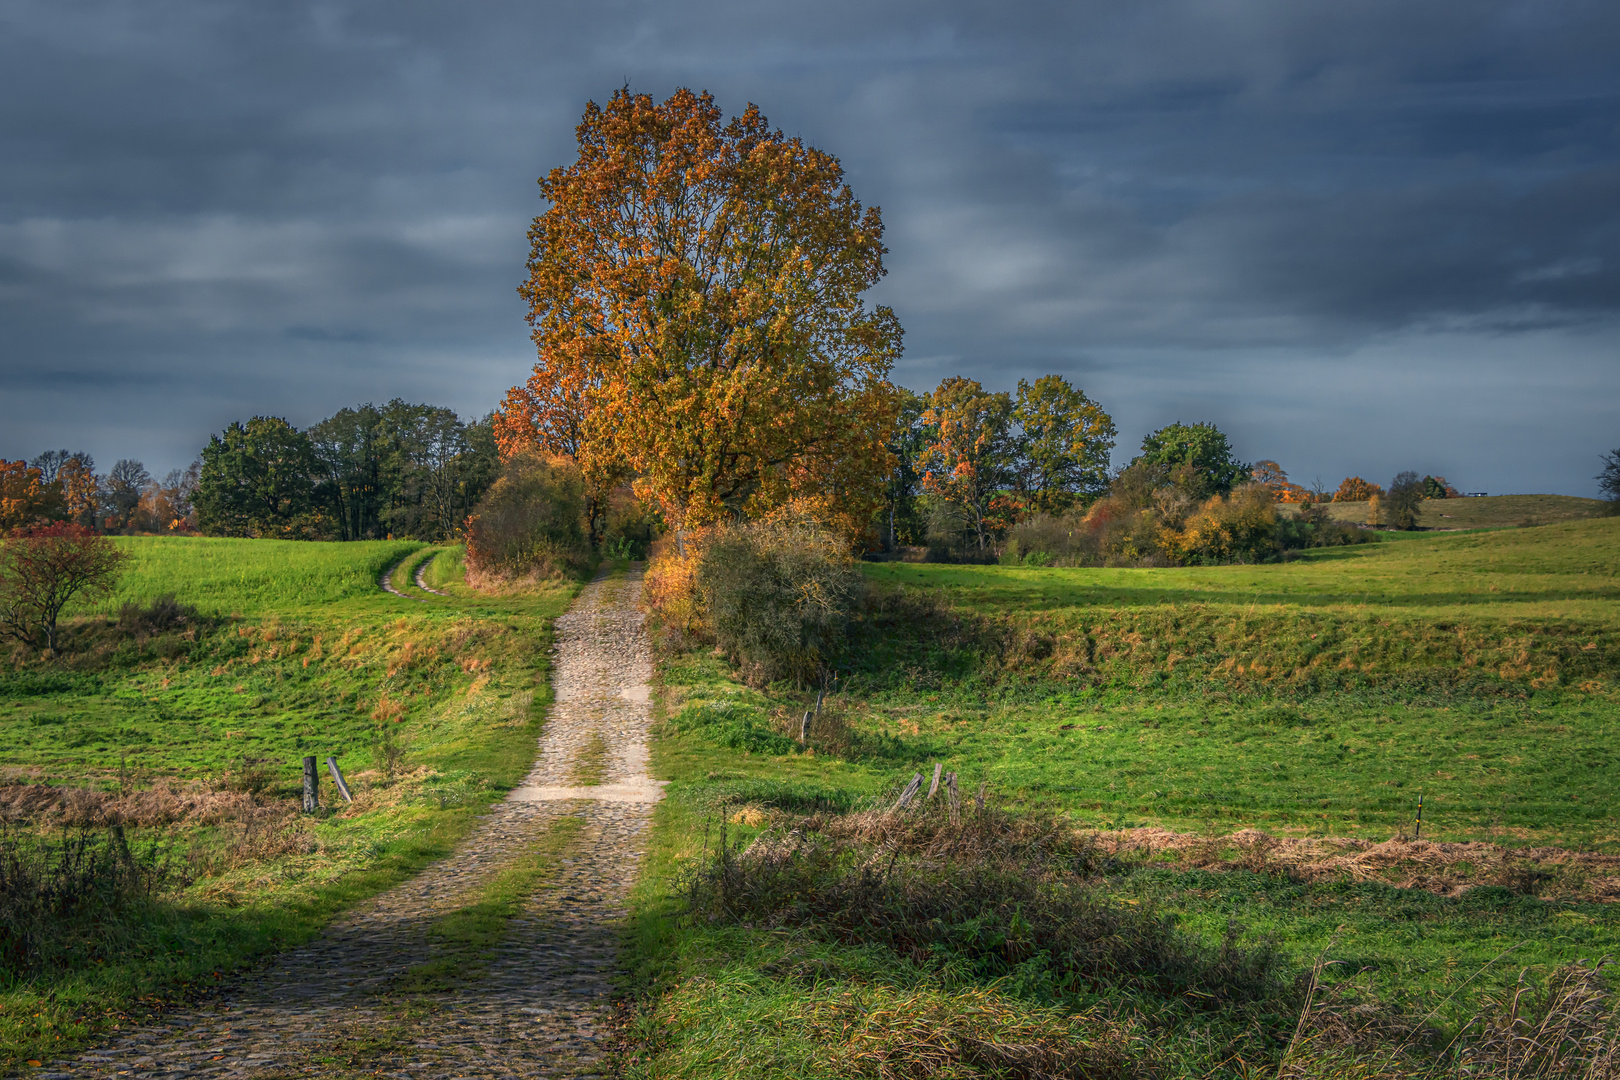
[136,463,201,532]
[1133,422,1248,497]
[195,417,318,537]
[0,460,62,531]
[0,522,128,654]
[879,388,931,550]
[1366,493,1383,528]
[918,377,1016,551]
[1250,460,1309,503]
[103,459,152,530]
[28,450,71,485]
[1333,476,1383,503]
[309,404,387,541]
[1422,475,1459,500]
[1011,375,1116,513]
[1386,471,1424,530]
[1598,449,1620,510]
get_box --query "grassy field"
[0,537,579,1069]
[1297,493,1610,530]
[625,519,1620,1078]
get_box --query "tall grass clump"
[464,452,589,586]
[696,520,865,687]
[0,825,177,981]
[688,799,1300,1021]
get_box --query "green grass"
[624,520,1620,1078]
[1297,493,1610,530]
[78,536,425,617]
[0,537,582,1070]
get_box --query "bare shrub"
[464,451,588,585]
[690,797,1296,1016]
[117,593,201,636]
[696,519,864,687]
[0,824,178,977]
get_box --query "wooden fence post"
[926,762,943,801]
[327,757,352,803]
[302,756,318,813]
[895,772,923,810]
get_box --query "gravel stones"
[48,565,657,1078]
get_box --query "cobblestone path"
[47,565,660,1079]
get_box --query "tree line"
[1,453,198,535]
[192,401,498,540]
[0,399,497,542]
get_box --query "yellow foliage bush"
[642,530,711,640]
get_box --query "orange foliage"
[919,377,1015,550]
[0,460,61,532]
[512,88,901,541]
[1250,460,1310,504]
[1334,476,1384,502]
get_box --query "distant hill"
[1289,493,1610,529]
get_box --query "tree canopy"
[1133,422,1248,496]
[510,87,902,538]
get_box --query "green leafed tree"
[195,417,319,537]
[1012,375,1116,513]
[879,388,932,550]
[1133,421,1249,497]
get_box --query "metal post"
[1414,792,1423,841]
[303,755,318,813]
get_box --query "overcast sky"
[2,1,1617,495]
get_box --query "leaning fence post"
[302,755,318,813]
[926,762,943,801]
[327,757,352,803]
[895,771,924,810]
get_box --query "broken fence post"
[975,780,987,812]
[895,771,924,810]
[327,756,353,803]
[302,755,318,813]
[927,762,943,801]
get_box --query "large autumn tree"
[508,88,902,540]
[918,377,1015,552]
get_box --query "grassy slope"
[0,537,578,1069]
[1298,493,1609,529]
[626,521,1620,1078]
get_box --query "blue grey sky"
[2,1,1617,495]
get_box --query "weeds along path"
[52,564,660,1079]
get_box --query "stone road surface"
[44,564,660,1079]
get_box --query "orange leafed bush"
[1334,476,1384,502]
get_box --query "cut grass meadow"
[624,518,1620,1078]
[0,536,580,1070]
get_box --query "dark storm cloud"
[2,0,1617,493]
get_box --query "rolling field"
[0,538,580,1069]
[1299,492,1610,530]
[625,519,1620,1078]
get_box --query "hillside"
[1292,492,1610,529]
